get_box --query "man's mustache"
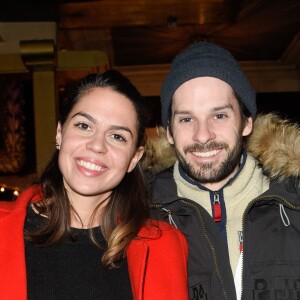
[184,142,229,154]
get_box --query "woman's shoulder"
[128,219,188,262]
[138,219,180,236]
[137,219,187,250]
[127,220,189,300]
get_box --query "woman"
[0,70,188,300]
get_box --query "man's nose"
[193,121,215,144]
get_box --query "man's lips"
[191,149,221,158]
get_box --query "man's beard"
[175,135,244,184]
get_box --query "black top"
[24,206,133,300]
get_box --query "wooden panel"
[32,71,57,176]
[281,31,300,66]
[59,0,228,29]
[0,54,28,73]
[116,61,300,95]
[242,61,300,93]
[57,50,108,69]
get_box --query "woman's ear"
[56,122,62,149]
[127,146,144,173]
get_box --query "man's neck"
[178,152,247,191]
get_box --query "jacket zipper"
[213,192,221,222]
[238,231,243,253]
[181,199,229,300]
[240,194,300,300]
[151,200,229,299]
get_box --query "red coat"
[0,186,188,300]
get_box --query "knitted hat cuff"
[160,42,256,128]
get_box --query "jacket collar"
[142,113,300,180]
[178,151,248,192]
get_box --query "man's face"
[167,77,253,190]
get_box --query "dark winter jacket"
[142,114,300,300]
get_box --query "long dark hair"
[26,70,150,268]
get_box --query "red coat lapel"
[126,239,148,300]
[0,199,29,299]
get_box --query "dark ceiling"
[1,0,300,68]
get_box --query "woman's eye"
[74,122,91,131]
[112,133,127,142]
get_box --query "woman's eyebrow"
[71,113,134,137]
[109,125,133,137]
[71,112,96,123]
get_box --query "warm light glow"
[199,6,206,24]
[0,184,21,198]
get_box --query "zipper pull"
[238,231,243,253]
[161,208,178,228]
[213,192,221,222]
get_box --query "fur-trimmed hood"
[141,113,300,180]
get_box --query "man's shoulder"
[149,166,177,189]
[145,166,181,205]
[264,177,300,204]
[154,166,174,179]
[146,166,174,186]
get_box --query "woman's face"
[56,87,144,204]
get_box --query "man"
[145,42,300,300]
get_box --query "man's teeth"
[192,149,221,157]
[77,160,104,171]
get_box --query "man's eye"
[179,117,192,123]
[215,114,227,120]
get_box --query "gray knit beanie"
[160,42,256,128]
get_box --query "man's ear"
[127,146,144,173]
[242,117,253,137]
[166,126,175,145]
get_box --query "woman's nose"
[86,135,107,153]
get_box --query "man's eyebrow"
[173,110,192,116]
[71,112,96,123]
[173,105,234,116]
[211,104,234,112]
